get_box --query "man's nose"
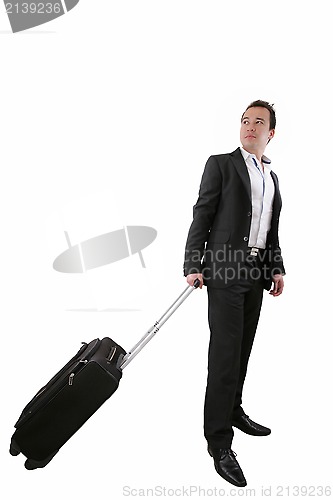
[247,123,256,131]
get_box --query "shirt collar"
[240,146,271,167]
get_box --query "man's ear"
[267,128,275,144]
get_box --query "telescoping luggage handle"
[119,279,201,369]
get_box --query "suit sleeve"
[268,171,286,277]
[183,155,222,276]
[271,234,286,276]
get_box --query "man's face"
[240,106,275,154]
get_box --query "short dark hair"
[242,100,276,130]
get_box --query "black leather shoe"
[232,414,271,436]
[207,446,247,487]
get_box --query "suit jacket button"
[247,212,251,216]
[243,236,248,241]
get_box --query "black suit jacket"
[183,147,285,290]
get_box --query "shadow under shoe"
[208,446,247,487]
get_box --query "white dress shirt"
[240,147,275,249]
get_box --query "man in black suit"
[183,100,285,487]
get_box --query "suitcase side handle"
[119,279,200,370]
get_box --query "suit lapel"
[230,148,282,214]
[230,148,251,202]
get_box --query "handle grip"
[193,278,201,288]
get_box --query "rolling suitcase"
[9,279,200,470]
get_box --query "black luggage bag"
[10,279,200,470]
[10,337,126,469]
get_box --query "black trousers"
[204,258,265,449]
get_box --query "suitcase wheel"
[24,459,37,470]
[24,450,59,470]
[9,439,20,457]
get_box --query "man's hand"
[269,274,284,297]
[186,273,204,289]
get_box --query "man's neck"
[242,146,265,161]
[241,146,266,172]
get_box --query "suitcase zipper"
[68,360,88,386]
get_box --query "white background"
[0,1,332,498]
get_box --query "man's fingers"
[270,277,284,296]
[186,274,203,288]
